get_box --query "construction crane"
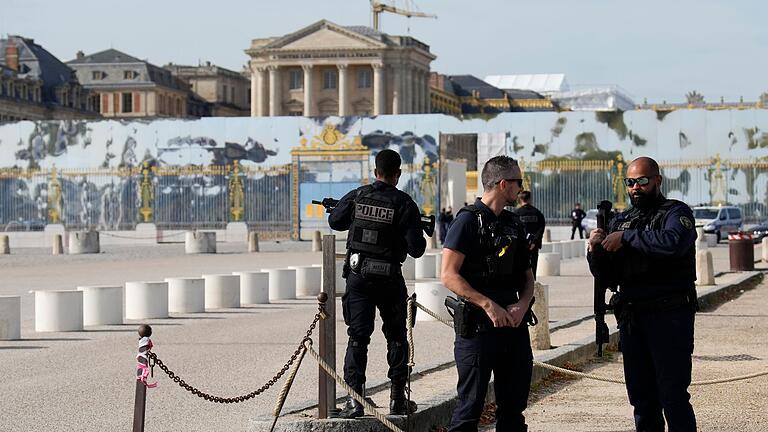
[370,0,436,31]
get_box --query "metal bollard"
[248,231,260,253]
[133,324,153,432]
[728,232,754,271]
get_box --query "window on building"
[323,70,337,90]
[231,87,235,103]
[289,70,303,90]
[358,69,372,89]
[90,94,101,112]
[222,84,228,102]
[122,92,133,113]
[123,70,138,80]
[288,111,303,116]
[92,71,105,80]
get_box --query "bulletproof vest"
[611,199,696,287]
[458,205,526,290]
[347,185,401,262]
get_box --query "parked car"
[692,206,743,242]
[750,221,768,243]
[581,209,598,236]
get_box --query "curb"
[250,271,763,432]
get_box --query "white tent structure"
[484,74,636,111]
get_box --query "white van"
[692,206,743,242]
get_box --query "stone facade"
[0,36,97,123]
[165,62,250,117]
[68,49,192,119]
[246,20,435,117]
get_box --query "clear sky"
[2,0,765,103]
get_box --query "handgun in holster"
[444,296,478,338]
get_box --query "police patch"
[680,216,693,229]
[355,203,395,223]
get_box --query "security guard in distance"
[328,149,426,418]
[588,156,698,432]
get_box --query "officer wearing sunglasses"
[587,156,698,432]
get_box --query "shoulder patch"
[679,215,693,229]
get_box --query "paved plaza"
[0,237,764,431]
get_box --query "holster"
[445,296,484,338]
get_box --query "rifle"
[420,214,435,237]
[593,200,615,357]
[312,198,339,213]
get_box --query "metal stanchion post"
[133,324,153,432]
[318,234,337,418]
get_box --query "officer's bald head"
[626,156,663,208]
[627,157,660,177]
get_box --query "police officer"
[588,156,697,432]
[442,155,535,432]
[570,202,587,239]
[513,190,546,278]
[328,149,426,418]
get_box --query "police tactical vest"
[347,185,400,262]
[457,205,527,291]
[611,198,696,287]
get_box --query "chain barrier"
[146,309,324,404]
[99,231,188,240]
[306,342,405,432]
[411,300,768,386]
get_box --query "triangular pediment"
[266,20,388,51]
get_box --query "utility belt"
[613,290,698,325]
[346,252,402,279]
[444,296,537,338]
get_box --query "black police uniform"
[443,198,533,432]
[512,204,546,278]
[570,207,587,239]
[328,180,426,412]
[588,195,697,432]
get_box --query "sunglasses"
[623,176,656,187]
[497,178,523,187]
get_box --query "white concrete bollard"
[415,254,437,279]
[248,231,260,252]
[540,243,553,253]
[68,231,100,254]
[125,281,169,320]
[0,235,9,254]
[402,256,416,281]
[705,233,718,247]
[763,238,768,263]
[0,296,21,340]
[335,261,346,295]
[550,242,563,259]
[696,250,715,286]
[312,231,322,252]
[559,241,573,260]
[165,277,205,313]
[290,266,322,297]
[431,252,443,278]
[52,234,64,255]
[203,274,241,309]
[543,229,551,243]
[185,231,216,254]
[529,282,551,350]
[34,290,83,332]
[76,285,123,326]
[414,281,453,322]
[695,239,708,251]
[536,253,561,277]
[232,271,269,304]
[264,268,297,300]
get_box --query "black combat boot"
[338,384,365,419]
[389,382,417,415]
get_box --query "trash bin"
[728,232,754,271]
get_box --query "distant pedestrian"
[570,203,587,239]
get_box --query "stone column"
[256,67,267,116]
[392,65,401,115]
[337,64,348,116]
[250,66,258,117]
[416,69,425,113]
[425,69,432,113]
[373,63,385,115]
[268,66,280,116]
[302,64,313,116]
[405,65,414,114]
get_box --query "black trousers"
[570,224,584,239]
[342,272,409,390]
[619,306,697,432]
[448,327,532,432]
[530,250,539,280]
